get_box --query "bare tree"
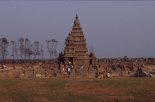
[24,38,33,62]
[46,39,58,63]
[46,39,53,63]
[11,40,18,61]
[52,39,58,59]
[40,44,44,61]
[18,38,24,60]
[0,37,9,64]
[32,41,41,61]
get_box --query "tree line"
[0,37,58,64]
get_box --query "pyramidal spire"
[74,14,80,26]
[76,14,78,20]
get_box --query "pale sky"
[0,1,155,58]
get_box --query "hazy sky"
[0,1,155,58]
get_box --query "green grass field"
[0,78,155,102]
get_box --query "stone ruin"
[58,15,97,71]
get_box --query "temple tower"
[62,15,90,68]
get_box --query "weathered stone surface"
[58,15,96,70]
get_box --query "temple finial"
[76,14,78,20]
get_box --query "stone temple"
[58,15,96,69]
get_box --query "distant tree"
[18,38,24,60]
[32,41,41,61]
[24,38,33,61]
[11,41,15,60]
[0,37,9,64]
[53,39,58,58]
[46,39,58,63]
[40,44,44,61]
[46,39,53,63]
[123,56,129,62]
[11,40,18,61]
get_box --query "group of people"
[60,62,112,78]
[60,62,73,77]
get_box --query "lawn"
[0,78,155,102]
